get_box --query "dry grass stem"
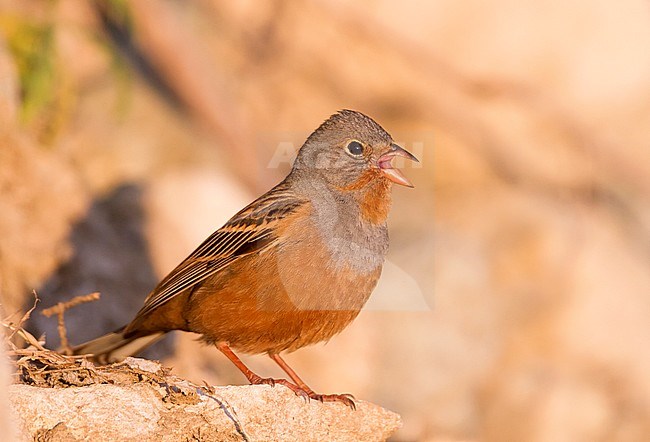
[41,292,100,355]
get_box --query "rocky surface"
[7,358,400,442]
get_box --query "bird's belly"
[184,229,383,354]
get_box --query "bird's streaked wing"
[132,182,306,319]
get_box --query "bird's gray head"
[291,110,418,190]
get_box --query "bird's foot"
[248,374,310,401]
[247,373,276,387]
[266,353,357,410]
[308,392,357,410]
[248,372,355,409]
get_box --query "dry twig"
[1,291,44,351]
[41,292,100,355]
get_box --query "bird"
[72,109,418,409]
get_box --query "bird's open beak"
[377,143,419,187]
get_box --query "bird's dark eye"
[346,141,364,156]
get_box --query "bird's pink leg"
[216,342,308,399]
[269,353,356,410]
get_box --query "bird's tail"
[71,328,165,364]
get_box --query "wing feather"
[132,182,306,320]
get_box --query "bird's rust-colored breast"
[181,203,383,354]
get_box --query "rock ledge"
[8,357,401,441]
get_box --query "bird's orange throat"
[359,181,391,224]
[339,170,392,225]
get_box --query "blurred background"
[1,0,650,440]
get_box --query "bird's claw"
[248,374,356,409]
[249,376,312,402]
[309,393,357,410]
[248,375,276,387]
